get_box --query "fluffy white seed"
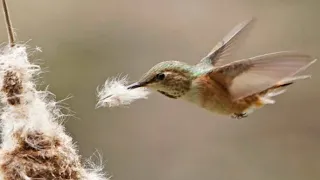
[96,75,150,108]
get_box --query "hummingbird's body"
[127,19,316,119]
[185,72,290,117]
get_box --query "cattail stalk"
[0,1,108,179]
[2,0,15,47]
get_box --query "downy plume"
[96,75,150,108]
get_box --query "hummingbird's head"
[127,61,194,99]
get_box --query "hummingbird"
[127,19,317,119]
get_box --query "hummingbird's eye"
[155,73,165,80]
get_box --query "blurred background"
[1,0,320,179]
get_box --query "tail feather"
[276,82,293,88]
[258,75,310,104]
[239,74,312,115]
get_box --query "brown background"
[1,0,319,180]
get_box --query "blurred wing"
[199,18,255,67]
[208,51,316,100]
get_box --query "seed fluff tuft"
[0,44,109,180]
[96,75,150,108]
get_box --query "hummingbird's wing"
[199,18,255,67]
[208,51,316,100]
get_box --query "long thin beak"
[127,82,145,89]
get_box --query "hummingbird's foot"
[231,112,248,119]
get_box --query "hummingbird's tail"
[238,75,311,116]
[257,75,311,105]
